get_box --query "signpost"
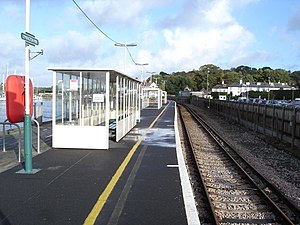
[17,0,40,174]
[21,32,39,46]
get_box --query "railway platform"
[0,101,199,225]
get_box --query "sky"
[1,0,300,87]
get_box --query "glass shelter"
[141,87,163,109]
[162,91,167,105]
[48,68,141,149]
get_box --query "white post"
[61,83,64,123]
[105,72,110,148]
[24,0,32,172]
[116,75,119,141]
[115,43,136,75]
[69,91,72,123]
[124,46,126,74]
[25,0,30,114]
[79,72,82,125]
[52,72,56,125]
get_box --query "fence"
[189,96,300,149]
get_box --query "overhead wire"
[126,47,137,65]
[72,0,119,44]
[72,0,140,68]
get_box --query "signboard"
[70,79,78,91]
[93,94,104,103]
[21,32,39,46]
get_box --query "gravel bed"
[187,104,300,208]
[178,105,282,223]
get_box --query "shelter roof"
[47,67,141,83]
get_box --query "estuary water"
[0,99,52,125]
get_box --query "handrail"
[32,119,40,154]
[1,120,22,162]
[1,118,40,163]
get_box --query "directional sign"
[21,32,39,46]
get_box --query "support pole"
[24,115,32,171]
[124,46,126,74]
[24,0,32,173]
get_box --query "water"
[40,99,52,122]
[0,99,52,125]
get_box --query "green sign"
[21,32,39,46]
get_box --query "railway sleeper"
[220,218,275,224]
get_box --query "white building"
[212,80,293,97]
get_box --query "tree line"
[150,64,300,96]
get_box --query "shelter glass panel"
[118,77,124,121]
[55,71,107,126]
[109,75,117,120]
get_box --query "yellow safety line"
[83,104,169,225]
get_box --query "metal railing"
[1,119,40,162]
[1,120,22,162]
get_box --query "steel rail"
[177,104,218,224]
[188,105,300,216]
[179,103,299,224]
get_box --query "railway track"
[177,103,300,224]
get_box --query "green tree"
[290,71,300,88]
[234,65,256,82]
[199,64,223,90]
[273,69,290,83]
[157,64,298,95]
[255,67,290,83]
[224,69,240,84]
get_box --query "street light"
[206,69,210,93]
[114,43,137,74]
[205,69,211,108]
[135,63,149,81]
[146,71,156,83]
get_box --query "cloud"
[3,3,21,17]
[203,0,234,26]
[287,9,300,32]
[230,50,272,67]
[0,33,24,74]
[45,30,109,66]
[75,0,168,28]
[0,0,263,86]
[44,0,259,77]
[157,0,259,29]
[135,0,256,74]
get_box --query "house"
[178,86,191,97]
[212,80,293,97]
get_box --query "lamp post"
[135,63,148,81]
[18,0,41,174]
[146,71,156,83]
[205,68,211,109]
[114,43,137,74]
[23,0,32,173]
[206,69,210,93]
